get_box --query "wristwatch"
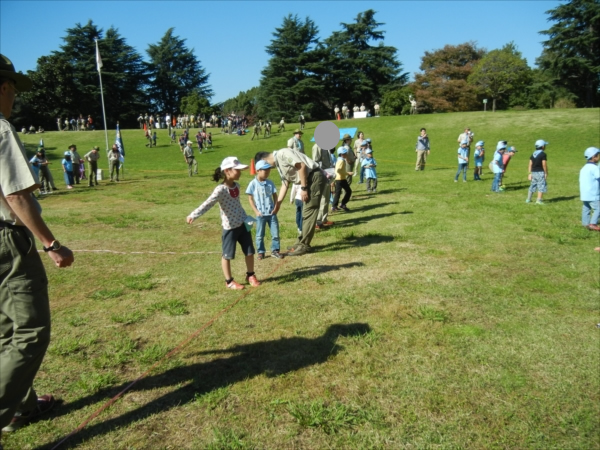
[43,240,61,252]
[300,186,308,191]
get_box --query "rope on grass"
[39,249,223,255]
[50,257,288,449]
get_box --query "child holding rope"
[186,157,261,290]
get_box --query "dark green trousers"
[0,226,50,429]
[295,170,327,249]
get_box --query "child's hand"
[186,216,194,224]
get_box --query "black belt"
[0,222,25,231]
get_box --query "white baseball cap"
[584,147,600,160]
[220,157,248,171]
[535,139,548,148]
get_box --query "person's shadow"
[39,323,372,449]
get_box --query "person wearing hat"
[108,144,121,182]
[186,157,261,290]
[245,160,283,259]
[254,146,327,257]
[311,143,335,229]
[457,127,474,169]
[37,148,58,193]
[455,140,470,183]
[0,54,75,433]
[499,145,518,190]
[473,140,485,180]
[84,146,101,187]
[491,141,507,192]
[579,147,600,231]
[526,140,549,204]
[415,128,430,171]
[331,147,354,211]
[338,133,357,185]
[361,148,378,193]
[68,145,82,185]
[183,140,198,176]
[287,129,304,154]
[61,151,75,189]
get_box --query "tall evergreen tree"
[539,0,600,107]
[258,15,326,120]
[146,28,212,114]
[324,10,406,110]
[57,20,148,127]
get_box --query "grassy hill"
[6,108,599,449]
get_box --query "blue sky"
[1,1,561,104]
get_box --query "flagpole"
[95,39,109,156]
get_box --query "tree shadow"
[38,323,372,450]
[267,262,365,283]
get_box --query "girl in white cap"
[186,157,261,290]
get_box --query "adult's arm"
[5,188,74,267]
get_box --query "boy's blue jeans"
[582,200,600,226]
[255,214,280,254]
[455,163,468,181]
[491,172,502,192]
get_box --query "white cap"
[220,156,248,171]
[535,139,548,148]
[584,147,600,160]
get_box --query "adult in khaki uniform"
[84,146,101,186]
[312,143,335,229]
[339,133,356,186]
[69,144,82,185]
[287,129,305,154]
[107,144,121,182]
[251,123,260,141]
[0,54,74,433]
[183,140,198,176]
[255,148,326,256]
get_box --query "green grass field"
[4,108,599,449]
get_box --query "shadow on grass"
[38,323,372,450]
[330,212,408,227]
[547,195,578,203]
[502,182,529,191]
[310,232,397,254]
[341,201,397,214]
[269,262,365,283]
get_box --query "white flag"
[95,40,103,72]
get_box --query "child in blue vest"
[580,147,600,231]
[473,140,485,181]
[491,142,506,192]
[454,140,469,182]
[61,151,74,190]
[361,149,378,193]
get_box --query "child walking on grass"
[186,157,261,290]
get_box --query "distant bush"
[554,98,576,109]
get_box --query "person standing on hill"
[287,129,304,154]
[0,53,75,434]
[312,143,335,230]
[526,140,549,205]
[579,147,600,231]
[84,146,100,187]
[415,128,430,171]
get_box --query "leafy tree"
[258,15,326,120]
[380,86,414,116]
[147,28,213,115]
[539,0,600,107]
[57,20,148,127]
[180,91,211,118]
[468,43,531,112]
[324,10,406,111]
[15,55,79,129]
[413,42,485,113]
[221,87,260,118]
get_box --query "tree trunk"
[492,98,496,112]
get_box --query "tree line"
[11,0,599,129]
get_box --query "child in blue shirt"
[61,151,74,189]
[491,141,506,192]
[246,160,283,260]
[361,149,378,193]
[580,147,600,231]
[473,140,485,181]
[454,140,469,182]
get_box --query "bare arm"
[5,188,74,267]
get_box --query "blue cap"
[64,151,71,156]
[535,139,548,148]
[496,141,507,150]
[360,141,368,147]
[337,148,348,155]
[476,141,484,147]
[366,138,371,143]
[365,149,373,154]
[255,160,271,170]
[584,147,600,160]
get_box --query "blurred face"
[225,168,242,181]
[359,132,364,139]
[0,81,18,118]
[420,129,426,136]
[258,168,271,179]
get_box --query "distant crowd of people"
[56,115,94,131]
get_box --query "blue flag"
[115,124,125,158]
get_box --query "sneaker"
[257,253,265,260]
[2,394,55,432]
[322,221,335,226]
[454,180,458,183]
[67,185,73,190]
[271,251,284,259]
[246,274,261,287]
[226,280,245,290]
[535,200,544,205]
[315,224,323,230]
[499,186,505,191]
[340,205,350,211]
[366,189,371,193]
[287,245,307,256]
[525,199,531,203]
[587,224,600,231]
[330,207,340,212]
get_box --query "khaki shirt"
[287,137,304,154]
[272,147,318,186]
[183,145,194,159]
[70,150,82,164]
[84,150,101,162]
[0,113,41,225]
[312,144,333,170]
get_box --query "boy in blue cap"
[491,141,506,192]
[526,140,549,204]
[361,149,378,193]
[473,141,485,180]
[580,147,600,231]
[246,159,283,259]
[454,140,469,182]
